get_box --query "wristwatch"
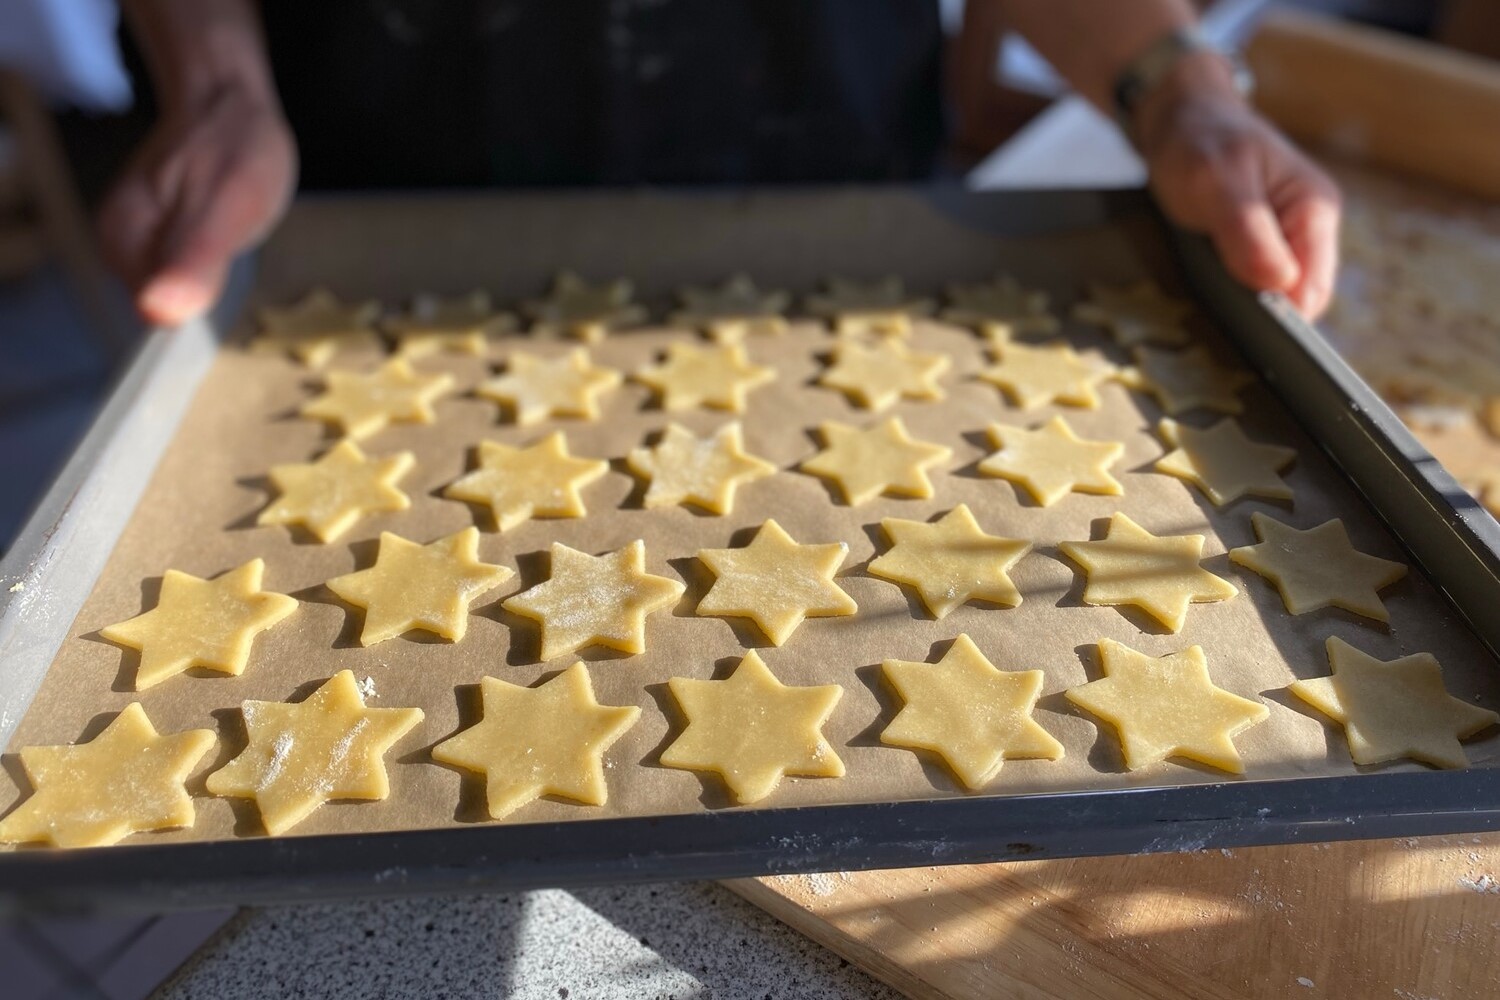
[1111,27,1254,145]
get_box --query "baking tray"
[3,186,1500,915]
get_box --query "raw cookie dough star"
[799,416,952,505]
[1289,636,1499,769]
[477,348,622,425]
[833,313,914,340]
[523,271,648,342]
[670,273,790,339]
[443,432,609,531]
[100,558,297,690]
[387,291,517,358]
[695,519,856,645]
[941,273,1059,334]
[206,670,423,836]
[0,704,215,848]
[978,333,1112,409]
[432,662,640,819]
[626,422,776,514]
[868,504,1030,618]
[1059,512,1238,632]
[1154,417,1297,506]
[502,540,684,661]
[1066,639,1268,773]
[659,650,844,804]
[634,341,775,412]
[803,276,935,321]
[300,357,454,440]
[817,337,949,411]
[1229,512,1407,622]
[978,416,1124,506]
[880,634,1062,789]
[1072,281,1193,347]
[258,439,414,543]
[253,288,383,368]
[1119,345,1254,416]
[326,527,513,645]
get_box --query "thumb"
[1200,157,1302,295]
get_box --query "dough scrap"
[444,431,609,531]
[387,291,517,358]
[833,313,913,340]
[978,332,1112,409]
[868,504,1030,618]
[300,357,454,440]
[1229,512,1406,622]
[695,518,856,645]
[880,634,1062,789]
[626,421,776,514]
[1059,512,1237,632]
[670,273,790,339]
[659,650,844,804]
[253,288,383,368]
[978,416,1124,506]
[431,662,640,819]
[100,558,297,690]
[326,527,513,645]
[259,439,414,543]
[634,341,775,412]
[1154,417,1296,506]
[817,337,949,411]
[205,670,423,836]
[523,271,648,342]
[1289,636,1499,769]
[502,540,685,661]
[0,704,215,848]
[803,276,935,320]
[477,348,622,425]
[1120,345,1253,415]
[941,273,1059,334]
[799,416,952,505]
[1066,639,1268,773]
[1072,281,1193,347]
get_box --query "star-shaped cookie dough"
[1120,345,1254,416]
[0,704,215,848]
[978,416,1124,506]
[799,416,952,505]
[1066,639,1268,773]
[1289,636,1499,769]
[206,670,423,836]
[670,274,790,339]
[804,276,935,320]
[431,662,640,819]
[300,357,454,440]
[502,540,685,661]
[478,348,622,425]
[523,271,648,342]
[634,342,775,412]
[695,519,856,645]
[1059,513,1238,632]
[659,650,844,804]
[100,558,297,690]
[868,505,1030,618]
[1072,281,1193,347]
[817,337,949,411]
[443,432,609,531]
[880,634,1062,789]
[387,291,517,358]
[258,439,414,542]
[978,335,1112,409]
[833,313,914,340]
[1229,512,1406,622]
[626,422,776,514]
[1154,418,1296,506]
[326,527,513,645]
[253,288,383,368]
[941,273,1059,334]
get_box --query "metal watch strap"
[1111,27,1254,145]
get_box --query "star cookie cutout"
[880,634,1062,789]
[1059,512,1237,632]
[444,432,609,531]
[804,276,935,320]
[941,273,1059,334]
[1119,345,1254,416]
[868,505,1030,618]
[0,704,215,848]
[502,540,685,661]
[799,416,952,505]
[1289,637,1499,769]
[478,348,622,425]
[979,334,1112,409]
[1154,418,1296,506]
[258,439,414,542]
[635,342,775,412]
[326,527,513,645]
[978,416,1124,506]
[660,650,844,804]
[432,663,640,819]
[1066,639,1268,773]
[1229,512,1406,622]
[253,288,382,368]
[833,313,914,340]
[100,558,297,690]
[388,291,517,358]
[817,337,949,411]
[670,274,790,339]
[626,421,776,514]
[695,519,856,645]
[206,670,423,836]
[300,357,454,440]
[1072,281,1193,347]
[523,271,648,342]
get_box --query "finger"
[1279,184,1342,319]
[1201,164,1302,294]
[96,176,166,290]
